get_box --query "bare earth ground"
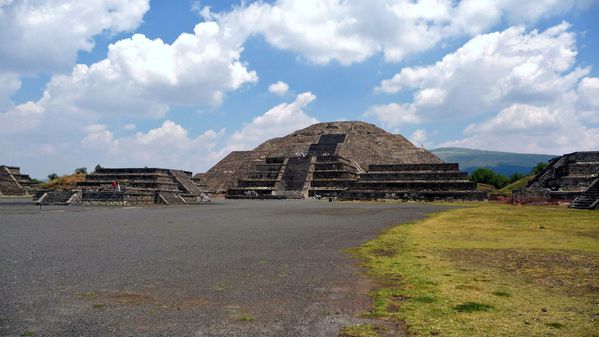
[0,198,446,337]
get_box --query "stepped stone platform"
[513,151,599,209]
[35,168,203,206]
[0,165,37,196]
[207,121,484,201]
[341,163,486,201]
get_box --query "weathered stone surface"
[513,151,599,209]
[0,165,36,196]
[217,121,484,201]
[200,121,441,194]
[37,167,203,205]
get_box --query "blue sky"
[1,0,598,178]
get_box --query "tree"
[94,164,102,173]
[531,162,548,175]
[47,173,58,181]
[469,168,509,189]
[509,173,526,184]
[74,167,87,174]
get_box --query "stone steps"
[169,169,202,195]
[570,179,599,209]
[341,190,487,201]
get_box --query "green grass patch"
[352,203,599,337]
[339,324,380,337]
[492,291,511,297]
[21,331,36,337]
[236,310,255,322]
[498,176,533,194]
[454,301,494,313]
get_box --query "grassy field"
[498,176,533,195]
[351,203,599,337]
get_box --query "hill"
[431,147,555,176]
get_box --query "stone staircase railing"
[169,170,201,195]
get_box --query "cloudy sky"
[1,0,598,178]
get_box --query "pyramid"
[197,121,485,201]
[514,151,599,209]
[0,165,36,196]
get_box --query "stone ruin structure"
[196,121,485,201]
[34,167,203,205]
[0,165,36,196]
[513,151,599,210]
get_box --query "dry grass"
[352,204,599,337]
[40,173,85,190]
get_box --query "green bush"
[531,162,548,175]
[469,168,509,189]
[74,167,87,174]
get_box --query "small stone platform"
[34,167,203,206]
[0,165,36,196]
[341,163,486,201]
[513,151,599,209]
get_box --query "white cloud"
[0,19,260,131]
[227,92,319,150]
[409,129,428,147]
[372,23,587,123]
[365,103,419,127]
[441,103,599,153]
[76,93,320,173]
[369,23,599,154]
[208,0,595,65]
[268,81,290,95]
[0,0,150,74]
[0,72,20,110]
[81,120,225,170]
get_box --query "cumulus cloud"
[0,0,150,74]
[268,81,290,95]
[74,93,319,175]
[409,129,428,147]
[0,19,260,133]
[209,0,594,65]
[227,92,319,150]
[441,103,599,154]
[374,23,585,122]
[369,22,599,154]
[365,103,419,126]
[81,120,225,170]
[0,72,20,110]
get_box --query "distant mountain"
[431,147,557,176]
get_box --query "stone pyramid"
[198,121,485,201]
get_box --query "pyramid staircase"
[340,163,486,201]
[227,134,359,199]
[570,179,599,210]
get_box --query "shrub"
[531,162,548,175]
[508,173,526,183]
[74,167,87,174]
[47,173,58,181]
[470,168,509,189]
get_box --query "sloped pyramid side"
[197,121,443,193]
